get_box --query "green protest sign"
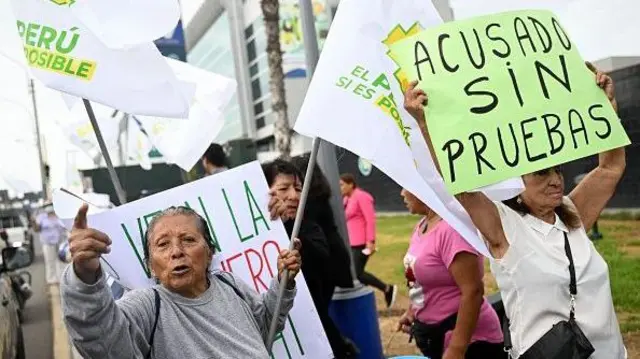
[389,10,630,194]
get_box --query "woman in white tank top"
[403,62,627,358]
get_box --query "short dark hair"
[262,159,302,187]
[143,206,217,266]
[340,173,357,187]
[202,143,227,167]
[291,156,331,200]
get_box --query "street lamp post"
[27,79,48,201]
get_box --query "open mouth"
[172,265,190,275]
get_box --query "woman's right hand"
[403,80,428,123]
[268,189,290,221]
[397,308,415,334]
[69,203,111,284]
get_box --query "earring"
[516,197,522,204]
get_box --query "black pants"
[306,273,351,359]
[351,246,387,292]
[318,285,352,358]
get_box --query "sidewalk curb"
[49,285,72,359]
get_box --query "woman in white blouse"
[403,63,627,359]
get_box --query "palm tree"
[260,0,291,159]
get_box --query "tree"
[261,0,291,159]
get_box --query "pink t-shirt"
[403,219,503,348]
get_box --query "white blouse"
[489,198,626,359]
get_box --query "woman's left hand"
[278,238,302,288]
[586,61,617,112]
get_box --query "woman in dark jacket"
[264,158,357,359]
[291,156,354,289]
[290,156,358,359]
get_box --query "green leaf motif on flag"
[49,0,75,7]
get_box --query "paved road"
[22,244,53,359]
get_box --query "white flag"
[136,59,237,171]
[293,0,524,256]
[6,0,195,118]
[69,0,181,49]
[126,117,153,171]
[59,103,121,160]
[61,59,236,171]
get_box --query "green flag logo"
[50,0,75,6]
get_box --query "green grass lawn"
[369,216,640,333]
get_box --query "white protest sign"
[7,0,195,118]
[293,0,524,256]
[53,162,333,359]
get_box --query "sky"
[0,0,638,196]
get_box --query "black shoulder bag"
[504,233,595,359]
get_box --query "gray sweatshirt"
[60,265,296,359]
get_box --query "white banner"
[52,162,333,359]
[6,0,194,118]
[293,0,524,256]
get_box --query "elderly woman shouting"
[404,63,627,359]
[61,204,301,359]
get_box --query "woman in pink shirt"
[339,173,397,308]
[397,189,504,359]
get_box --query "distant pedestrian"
[339,173,397,308]
[35,204,66,285]
[202,143,229,176]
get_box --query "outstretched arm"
[62,204,155,358]
[61,266,156,359]
[569,64,626,231]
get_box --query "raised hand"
[403,80,428,123]
[586,61,617,112]
[69,203,111,284]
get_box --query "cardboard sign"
[389,10,631,194]
[53,162,333,359]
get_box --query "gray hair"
[142,206,217,264]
